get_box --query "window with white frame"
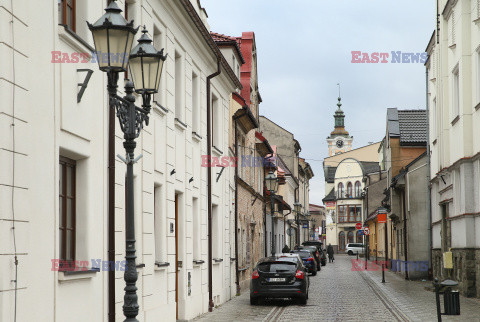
[452,65,460,119]
[175,51,184,121]
[192,197,200,260]
[212,94,221,148]
[192,71,200,134]
[477,49,480,106]
[154,185,166,263]
[432,98,437,140]
[153,27,165,106]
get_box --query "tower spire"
[337,83,342,109]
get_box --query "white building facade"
[1,0,241,321]
[426,0,480,297]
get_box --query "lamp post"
[88,3,166,321]
[293,202,302,247]
[265,170,279,255]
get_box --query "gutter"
[207,58,221,312]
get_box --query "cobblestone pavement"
[195,255,480,321]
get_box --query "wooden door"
[175,194,178,320]
[339,231,345,251]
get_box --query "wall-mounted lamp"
[170,169,176,176]
[189,177,194,183]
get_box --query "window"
[346,182,353,197]
[59,157,76,262]
[192,198,200,259]
[432,98,437,139]
[356,206,362,222]
[212,205,220,258]
[337,182,344,198]
[338,205,346,223]
[354,181,362,197]
[58,0,76,32]
[348,206,356,222]
[154,185,165,262]
[347,231,354,244]
[212,94,221,148]
[477,49,480,105]
[175,51,184,121]
[452,65,460,118]
[153,27,164,103]
[192,71,200,134]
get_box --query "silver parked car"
[346,243,365,255]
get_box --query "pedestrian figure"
[327,243,334,263]
[282,245,290,253]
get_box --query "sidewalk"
[360,262,480,321]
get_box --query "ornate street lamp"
[88,2,165,321]
[87,1,138,72]
[265,171,278,255]
[129,27,167,96]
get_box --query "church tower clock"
[327,96,353,156]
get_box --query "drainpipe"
[207,58,221,312]
[402,190,409,280]
[263,173,267,257]
[426,67,432,279]
[234,119,240,295]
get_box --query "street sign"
[355,222,362,230]
[363,227,370,235]
[358,230,364,236]
[302,224,308,228]
[378,213,387,224]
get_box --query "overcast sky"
[204,0,435,205]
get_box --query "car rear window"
[293,251,311,259]
[257,262,297,273]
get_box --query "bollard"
[381,262,385,283]
[356,251,359,260]
[434,278,442,322]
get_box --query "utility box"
[443,251,453,269]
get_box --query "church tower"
[327,96,353,156]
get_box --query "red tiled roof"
[211,32,237,42]
[210,32,245,64]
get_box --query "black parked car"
[291,249,318,275]
[300,245,322,270]
[302,240,323,250]
[250,256,309,305]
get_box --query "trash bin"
[441,280,460,316]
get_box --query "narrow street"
[195,255,480,322]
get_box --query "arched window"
[347,231,354,244]
[337,182,344,198]
[346,182,353,197]
[356,230,363,243]
[339,231,345,251]
[355,181,362,197]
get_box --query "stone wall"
[433,248,478,297]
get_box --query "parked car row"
[250,241,325,305]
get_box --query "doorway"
[339,231,345,251]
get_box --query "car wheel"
[312,269,317,276]
[250,297,259,305]
[298,296,307,305]
[347,250,353,255]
